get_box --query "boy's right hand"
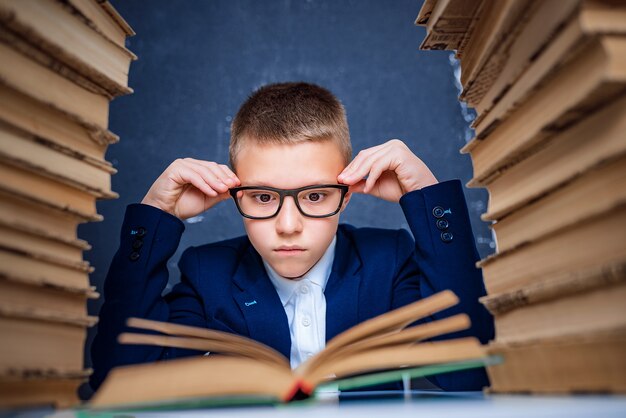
[141,158,240,220]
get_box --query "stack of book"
[0,0,134,407]
[416,0,626,393]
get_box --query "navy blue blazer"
[90,179,494,391]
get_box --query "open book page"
[316,356,501,393]
[120,317,289,367]
[296,313,470,377]
[90,290,490,407]
[120,290,461,373]
[304,337,485,388]
[320,290,459,353]
[90,337,490,409]
[90,356,296,407]
[295,290,460,376]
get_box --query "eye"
[304,191,326,202]
[252,193,274,204]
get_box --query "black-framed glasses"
[229,184,349,219]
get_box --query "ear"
[340,191,352,213]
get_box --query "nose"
[275,196,303,235]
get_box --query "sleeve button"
[132,239,144,249]
[436,219,449,230]
[432,206,445,218]
[441,232,453,243]
[136,227,147,238]
[129,251,140,261]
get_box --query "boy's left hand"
[337,139,438,202]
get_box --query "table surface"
[10,390,622,418]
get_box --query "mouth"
[274,246,306,256]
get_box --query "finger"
[216,164,240,186]
[191,161,240,188]
[184,160,227,183]
[341,144,384,175]
[364,159,389,193]
[339,144,386,180]
[187,164,228,193]
[184,162,230,195]
[349,179,367,195]
[181,157,221,174]
[341,147,391,185]
[174,166,220,197]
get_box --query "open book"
[90,290,494,409]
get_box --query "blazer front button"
[432,206,445,218]
[129,251,140,261]
[441,232,453,243]
[436,219,449,230]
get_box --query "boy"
[90,82,494,392]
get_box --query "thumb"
[215,190,233,204]
[349,179,367,195]
[204,189,232,211]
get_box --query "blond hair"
[229,82,351,169]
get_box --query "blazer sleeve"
[90,204,206,390]
[396,179,495,391]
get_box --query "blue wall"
[80,0,493,374]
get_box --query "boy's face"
[235,139,350,279]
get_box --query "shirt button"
[302,317,311,327]
[300,285,309,294]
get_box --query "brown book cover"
[0,277,97,320]
[478,206,626,294]
[0,247,92,290]
[419,0,483,53]
[0,305,96,374]
[0,222,87,265]
[482,93,626,222]
[489,281,626,344]
[0,163,103,219]
[0,84,117,168]
[460,0,579,112]
[463,36,626,188]
[0,42,110,130]
[415,0,438,26]
[66,0,135,49]
[490,154,626,253]
[459,0,533,90]
[471,1,626,144]
[486,329,626,393]
[0,122,116,197]
[0,0,136,97]
[0,189,93,242]
[0,371,90,408]
[481,261,626,315]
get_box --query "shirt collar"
[263,235,337,307]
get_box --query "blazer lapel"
[325,225,363,342]
[232,244,291,360]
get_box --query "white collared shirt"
[263,236,336,369]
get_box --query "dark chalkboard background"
[79,0,494,385]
